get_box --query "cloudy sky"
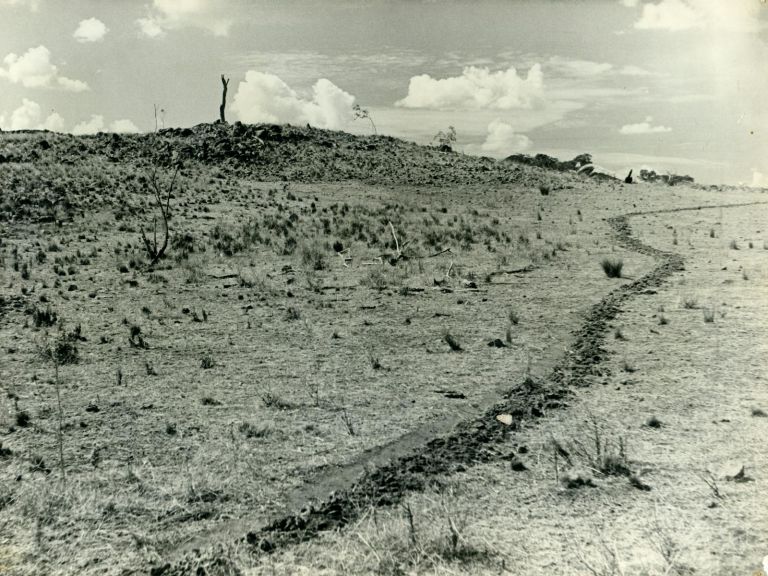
[1,0,766,185]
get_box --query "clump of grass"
[681,297,698,309]
[200,355,215,369]
[709,228,715,238]
[702,308,715,323]
[508,309,520,325]
[539,184,551,196]
[367,350,383,370]
[614,327,626,340]
[32,306,57,328]
[600,258,624,278]
[239,421,273,438]
[729,239,739,250]
[128,325,148,349]
[621,360,636,373]
[262,391,293,410]
[285,306,301,321]
[658,314,669,325]
[751,408,767,417]
[444,332,463,352]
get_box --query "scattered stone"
[644,415,662,428]
[488,338,507,348]
[629,474,652,491]
[509,457,528,472]
[85,403,99,413]
[495,414,513,426]
[562,468,595,489]
[724,464,753,483]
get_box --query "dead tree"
[219,74,230,123]
[141,167,179,268]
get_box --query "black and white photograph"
[1,1,767,574]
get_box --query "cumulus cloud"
[0,45,88,91]
[635,0,703,30]
[629,0,762,32]
[478,119,531,157]
[750,170,768,188]
[109,119,140,133]
[396,65,544,110]
[137,0,232,37]
[620,116,672,134]
[0,98,64,131]
[72,114,104,135]
[232,71,356,129]
[74,18,108,42]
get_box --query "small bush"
[600,258,623,278]
[539,184,551,196]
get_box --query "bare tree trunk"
[219,74,229,123]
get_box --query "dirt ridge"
[156,200,765,576]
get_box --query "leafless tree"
[141,166,179,268]
[220,74,230,123]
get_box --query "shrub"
[600,258,623,278]
[300,242,328,271]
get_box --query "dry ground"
[252,199,768,576]
[0,127,766,575]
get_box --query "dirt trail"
[158,199,768,575]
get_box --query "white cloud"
[0,0,40,10]
[137,17,164,37]
[0,98,64,131]
[396,65,544,110]
[138,0,232,37]
[74,18,108,43]
[476,119,531,157]
[635,0,703,31]
[750,170,768,188]
[231,71,356,129]
[72,114,104,135]
[619,65,654,76]
[109,119,140,133]
[620,116,672,134]
[0,46,88,91]
[547,56,613,77]
[630,0,762,33]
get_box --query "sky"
[0,0,766,186]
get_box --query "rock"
[510,457,528,472]
[562,468,595,489]
[488,338,507,348]
[724,464,753,482]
